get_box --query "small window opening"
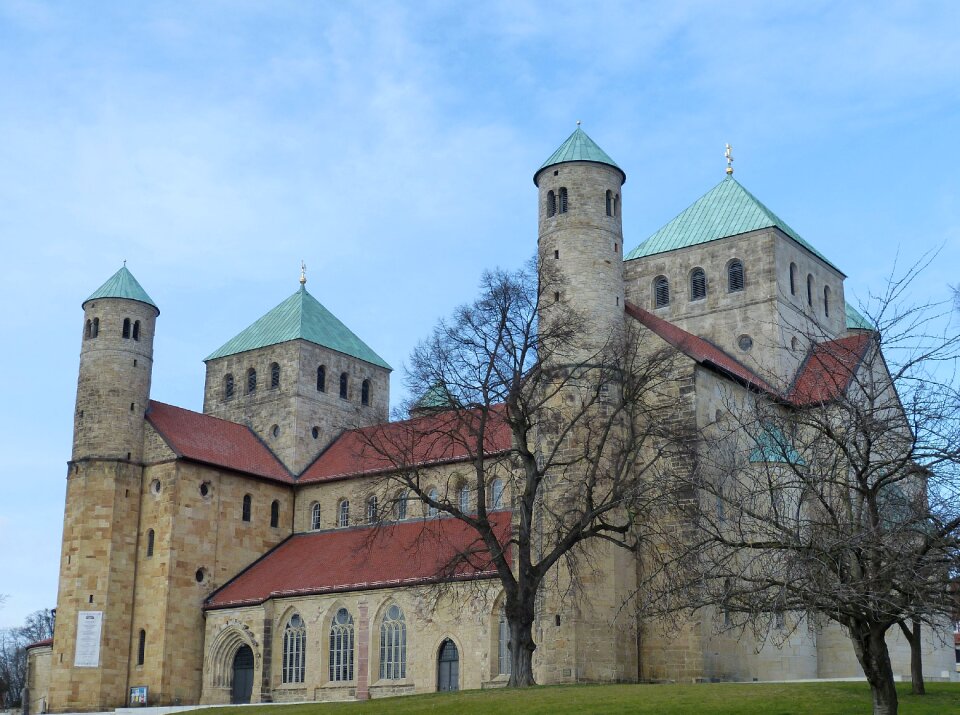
[137,629,146,665]
[89,595,94,604]
[242,494,251,522]
[654,276,670,308]
[247,368,257,394]
[133,359,137,366]
[338,499,350,527]
[146,529,155,557]
[270,500,280,528]
[195,568,205,583]
[84,319,92,339]
[132,320,141,341]
[91,317,99,337]
[554,291,560,303]
[614,194,620,216]
[361,379,370,406]
[727,260,744,292]
[555,614,561,627]
[824,285,831,317]
[130,402,135,411]
[122,318,131,339]
[224,373,235,400]
[126,452,131,460]
[806,274,814,307]
[558,187,568,214]
[339,372,348,399]
[79,410,84,419]
[546,190,556,217]
[614,243,618,253]
[690,268,707,301]
[789,262,798,296]
[270,362,280,389]
[553,169,558,176]
[312,426,320,439]
[605,190,612,216]
[554,249,559,259]
[317,365,326,392]
[271,424,280,438]
[199,482,210,497]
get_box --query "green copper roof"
[205,285,391,368]
[845,302,874,331]
[624,177,841,274]
[536,126,623,182]
[84,266,158,311]
[414,382,456,410]
[749,424,805,465]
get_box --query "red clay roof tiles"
[205,513,512,609]
[146,401,293,483]
[788,333,872,406]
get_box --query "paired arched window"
[654,276,670,308]
[311,502,321,530]
[823,286,831,318]
[395,491,408,520]
[242,494,252,522]
[490,479,505,509]
[270,500,280,528]
[789,263,798,296]
[317,365,326,392]
[338,499,350,527]
[546,190,556,217]
[270,362,280,389]
[605,190,612,216]
[339,372,348,399]
[459,485,471,513]
[498,607,511,675]
[366,496,378,524]
[137,629,146,666]
[806,274,814,307]
[361,379,370,406]
[247,368,257,394]
[379,605,406,680]
[133,320,141,341]
[690,268,706,301]
[282,614,306,683]
[146,529,155,557]
[224,374,235,400]
[727,259,744,292]
[558,187,568,214]
[122,318,131,339]
[329,608,355,682]
[613,193,620,217]
[427,488,439,517]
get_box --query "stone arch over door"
[204,622,260,703]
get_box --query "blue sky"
[1,1,958,628]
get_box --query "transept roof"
[84,265,158,311]
[204,284,390,368]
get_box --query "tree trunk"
[897,620,925,695]
[507,608,537,687]
[849,622,899,715]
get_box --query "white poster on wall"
[74,611,103,668]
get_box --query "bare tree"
[673,264,960,715]
[357,259,690,686]
[0,609,55,708]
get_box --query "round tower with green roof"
[534,125,626,357]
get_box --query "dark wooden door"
[437,639,459,692]
[231,645,254,704]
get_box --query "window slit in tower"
[122,318,131,339]
[133,320,141,341]
[558,187,568,214]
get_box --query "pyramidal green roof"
[84,266,158,311]
[624,177,842,274]
[845,302,875,331]
[414,382,457,410]
[536,126,623,182]
[205,285,391,368]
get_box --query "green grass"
[195,682,960,714]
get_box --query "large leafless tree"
[0,608,55,708]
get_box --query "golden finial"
[299,261,307,285]
[725,143,734,175]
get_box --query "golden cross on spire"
[725,143,734,175]
[299,261,307,285]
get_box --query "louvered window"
[654,276,670,308]
[224,374,234,400]
[690,268,706,301]
[270,362,280,389]
[727,260,744,292]
[558,187,568,214]
[247,368,257,394]
[546,190,556,217]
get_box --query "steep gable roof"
[845,301,875,331]
[300,405,512,484]
[146,401,293,483]
[788,333,873,406]
[536,126,624,183]
[84,266,158,311]
[205,285,390,368]
[625,177,842,274]
[205,514,512,609]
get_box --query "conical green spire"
[536,125,624,183]
[84,265,158,311]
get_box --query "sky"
[1,0,958,628]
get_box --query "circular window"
[311,426,320,439]
[150,480,161,495]
[195,568,206,583]
[737,334,753,352]
[199,482,210,497]
[335,608,350,624]
[387,604,402,620]
[271,424,280,438]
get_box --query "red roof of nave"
[205,513,512,609]
[146,401,294,483]
[787,333,872,406]
[300,405,512,483]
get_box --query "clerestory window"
[690,268,706,301]
[654,276,670,308]
[727,260,744,293]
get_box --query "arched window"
[270,500,280,528]
[459,485,471,514]
[614,194,620,217]
[654,276,670,308]
[317,365,326,392]
[727,259,744,292]
[137,629,146,666]
[146,529,155,557]
[311,502,321,530]
[605,190,612,216]
[270,362,280,389]
[338,499,350,527]
[361,379,370,406]
[224,374,235,400]
[498,607,511,675]
[789,263,798,296]
[282,614,306,683]
[690,268,706,301]
[132,320,141,341]
[329,608,355,682]
[339,372,348,399]
[824,285,831,317]
[84,319,92,339]
[247,368,257,394]
[379,605,406,679]
[807,274,814,307]
[91,317,99,338]
[427,488,439,517]
[558,187,568,214]
[242,494,251,522]
[366,495,378,523]
[122,318,131,339]
[395,491,408,520]
[490,479,505,509]
[546,190,556,217]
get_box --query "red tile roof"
[300,405,512,483]
[205,514,512,609]
[788,333,872,406]
[25,637,53,650]
[624,302,777,395]
[146,401,293,483]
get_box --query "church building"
[25,127,957,712]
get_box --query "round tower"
[534,125,626,359]
[73,266,159,461]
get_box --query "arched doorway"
[437,639,459,692]
[231,645,254,704]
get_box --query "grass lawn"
[195,682,960,714]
